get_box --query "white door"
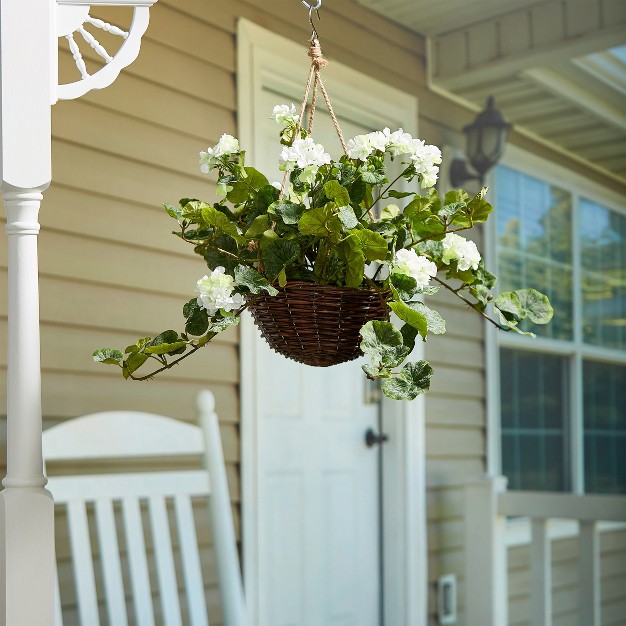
[256,346,381,626]
[239,20,428,626]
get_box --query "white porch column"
[0,0,55,624]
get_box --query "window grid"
[491,164,626,494]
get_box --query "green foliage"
[93,123,553,400]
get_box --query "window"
[493,164,626,494]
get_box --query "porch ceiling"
[355,0,626,184]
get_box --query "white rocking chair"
[43,390,247,626]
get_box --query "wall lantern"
[449,96,512,188]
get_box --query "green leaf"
[278,268,288,288]
[180,200,209,220]
[453,187,493,227]
[270,201,305,225]
[514,289,553,324]
[244,167,269,191]
[362,363,383,379]
[337,237,365,288]
[400,324,419,352]
[444,190,470,206]
[164,203,183,220]
[234,265,278,295]
[493,292,522,322]
[92,348,123,365]
[349,229,388,262]
[404,196,445,239]
[245,214,270,238]
[183,299,210,336]
[144,330,187,355]
[123,352,149,378]
[409,301,446,335]
[381,361,433,400]
[360,320,411,368]
[388,301,428,339]
[201,206,244,244]
[263,240,300,279]
[323,180,351,207]
[298,204,342,238]
[381,204,401,220]
[387,190,414,199]
[389,273,418,301]
[210,315,240,334]
[338,206,358,230]
[226,181,249,205]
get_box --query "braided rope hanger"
[280,1,350,197]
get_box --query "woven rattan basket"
[248,281,389,367]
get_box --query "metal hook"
[301,0,322,40]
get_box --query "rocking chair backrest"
[43,390,247,626]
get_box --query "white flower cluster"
[441,233,481,271]
[199,134,240,174]
[392,249,437,287]
[346,128,442,188]
[272,103,299,126]
[195,267,244,315]
[280,137,331,172]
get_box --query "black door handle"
[364,428,389,448]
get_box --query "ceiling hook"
[301,0,322,40]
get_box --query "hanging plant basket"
[249,282,389,367]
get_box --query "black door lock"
[364,428,389,448]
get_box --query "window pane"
[500,348,569,491]
[496,166,573,340]
[583,361,626,494]
[579,199,626,350]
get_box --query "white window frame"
[237,19,427,626]
[485,143,626,495]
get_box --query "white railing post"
[530,518,552,626]
[464,475,508,626]
[579,521,600,626]
[0,1,55,624]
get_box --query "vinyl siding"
[1,1,623,625]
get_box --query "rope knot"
[308,38,328,69]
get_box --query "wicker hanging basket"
[249,282,389,367]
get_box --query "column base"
[0,486,55,626]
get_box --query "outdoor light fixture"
[450,96,512,188]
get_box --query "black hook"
[301,0,322,40]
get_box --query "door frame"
[238,19,427,626]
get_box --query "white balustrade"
[465,476,626,626]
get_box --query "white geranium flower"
[272,104,298,126]
[442,233,481,271]
[417,163,439,188]
[199,134,240,174]
[280,137,331,170]
[195,267,245,315]
[392,249,437,286]
[367,130,388,153]
[385,129,415,156]
[347,134,374,161]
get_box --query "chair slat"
[67,501,101,626]
[95,499,129,626]
[55,565,64,626]
[173,495,209,626]
[121,498,156,626]
[148,495,183,626]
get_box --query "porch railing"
[464,476,626,626]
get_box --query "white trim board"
[237,18,426,626]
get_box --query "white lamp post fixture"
[0,1,156,623]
